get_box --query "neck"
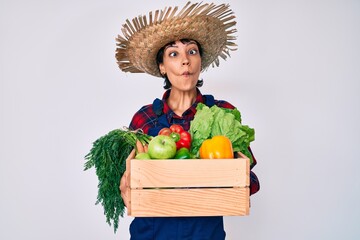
[167,88,197,116]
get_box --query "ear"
[159,63,165,75]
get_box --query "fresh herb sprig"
[84,128,151,233]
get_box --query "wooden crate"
[127,153,250,217]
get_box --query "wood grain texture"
[130,157,249,188]
[130,187,250,217]
[128,155,250,217]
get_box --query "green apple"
[135,152,151,159]
[147,135,177,159]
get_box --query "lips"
[182,71,191,76]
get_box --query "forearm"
[248,147,260,195]
[250,171,260,195]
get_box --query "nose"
[182,55,190,66]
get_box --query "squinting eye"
[189,49,198,55]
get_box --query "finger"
[121,192,128,207]
[129,149,136,158]
[119,175,126,191]
[120,177,125,187]
[119,174,129,207]
[124,171,129,188]
[136,140,144,153]
[144,144,148,152]
[120,185,130,208]
[126,149,135,173]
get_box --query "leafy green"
[84,128,151,233]
[189,103,255,164]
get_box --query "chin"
[170,78,198,92]
[178,85,197,92]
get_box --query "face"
[159,40,201,92]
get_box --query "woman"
[117,2,259,239]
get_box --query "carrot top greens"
[84,128,151,233]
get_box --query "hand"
[119,149,135,208]
[136,139,148,153]
[119,141,148,208]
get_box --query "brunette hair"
[156,39,204,90]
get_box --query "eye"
[189,49,198,55]
[169,51,177,57]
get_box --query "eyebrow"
[165,41,198,50]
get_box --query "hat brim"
[116,2,237,78]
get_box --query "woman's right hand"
[119,141,148,208]
[119,149,135,208]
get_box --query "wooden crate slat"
[129,187,250,217]
[130,158,249,188]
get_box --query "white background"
[1,0,359,239]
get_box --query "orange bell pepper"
[199,135,234,159]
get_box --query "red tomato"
[159,124,192,150]
[169,124,184,134]
[158,127,172,136]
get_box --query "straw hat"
[115,1,237,78]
